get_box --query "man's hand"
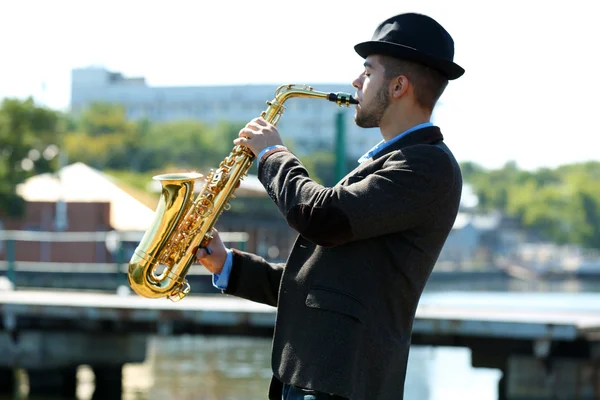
[195,229,228,275]
[233,117,284,157]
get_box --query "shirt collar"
[357,122,434,164]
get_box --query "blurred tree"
[64,103,252,173]
[300,151,337,186]
[0,97,63,216]
[461,160,600,250]
[144,120,226,170]
[63,103,140,170]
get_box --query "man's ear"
[391,76,409,99]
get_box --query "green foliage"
[63,103,249,173]
[61,102,345,184]
[299,150,337,185]
[461,160,600,249]
[63,103,140,170]
[0,97,63,216]
[79,103,132,136]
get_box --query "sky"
[0,0,598,171]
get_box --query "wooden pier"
[1,289,600,399]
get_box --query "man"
[196,12,464,400]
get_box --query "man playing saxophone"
[196,12,465,400]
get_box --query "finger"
[246,122,266,132]
[253,117,268,126]
[245,122,261,131]
[233,137,249,147]
[195,247,208,259]
[238,126,257,139]
[238,128,255,139]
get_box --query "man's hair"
[380,56,449,111]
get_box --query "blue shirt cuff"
[257,145,287,164]
[212,249,233,290]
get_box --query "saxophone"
[127,84,358,301]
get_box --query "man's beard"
[355,85,390,128]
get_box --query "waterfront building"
[70,67,381,159]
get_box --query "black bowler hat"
[354,13,465,80]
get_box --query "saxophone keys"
[167,281,190,302]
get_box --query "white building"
[70,67,381,159]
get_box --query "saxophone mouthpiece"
[328,92,359,106]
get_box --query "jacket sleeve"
[223,248,285,307]
[258,145,456,247]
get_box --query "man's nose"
[352,75,363,90]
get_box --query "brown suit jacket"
[223,126,462,399]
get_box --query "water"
[4,335,501,400]
[5,276,599,400]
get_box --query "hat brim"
[354,41,465,80]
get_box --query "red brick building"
[0,163,298,265]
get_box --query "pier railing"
[0,230,249,288]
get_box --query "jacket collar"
[371,125,444,161]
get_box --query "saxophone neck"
[260,84,358,125]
